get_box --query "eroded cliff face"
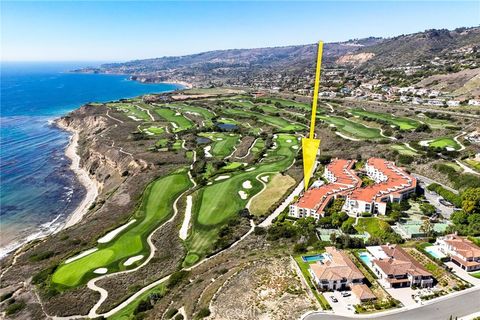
[0,104,184,319]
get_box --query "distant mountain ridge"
[76,26,480,86]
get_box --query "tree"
[341,219,356,234]
[462,188,480,214]
[420,203,436,216]
[420,219,434,237]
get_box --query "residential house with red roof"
[436,234,480,272]
[309,247,365,291]
[367,245,434,288]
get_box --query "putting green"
[317,115,382,140]
[154,108,193,132]
[184,134,299,266]
[350,109,420,130]
[51,171,192,288]
[198,132,240,158]
[428,137,461,150]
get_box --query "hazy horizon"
[2,1,479,62]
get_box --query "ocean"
[0,62,181,258]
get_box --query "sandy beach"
[59,123,100,229]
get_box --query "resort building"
[342,158,417,216]
[350,284,376,304]
[436,234,480,272]
[367,245,434,289]
[289,159,360,219]
[309,247,365,291]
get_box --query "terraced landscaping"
[154,108,194,132]
[198,132,241,158]
[184,134,299,266]
[317,114,383,140]
[51,170,193,288]
[350,109,420,130]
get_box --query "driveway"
[446,262,480,286]
[323,291,356,316]
[385,287,417,307]
[303,287,480,320]
[417,181,454,218]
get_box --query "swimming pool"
[302,254,325,263]
[424,245,447,259]
[358,252,373,266]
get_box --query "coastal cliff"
[0,102,188,318]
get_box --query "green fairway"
[154,108,193,132]
[250,138,266,157]
[198,132,240,158]
[266,98,310,111]
[417,116,453,129]
[51,171,192,288]
[107,103,151,122]
[222,162,244,170]
[428,137,461,150]
[184,134,299,266]
[317,115,382,140]
[223,108,305,132]
[390,144,419,156]
[165,103,215,127]
[108,284,166,320]
[350,109,420,130]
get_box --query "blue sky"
[2,1,479,62]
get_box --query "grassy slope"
[354,218,392,237]
[350,109,420,130]
[390,144,419,156]
[250,173,296,216]
[184,134,299,266]
[154,108,193,131]
[51,171,192,288]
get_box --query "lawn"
[465,159,480,171]
[354,218,392,237]
[184,134,300,266]
[428,137,461,150]
[317,115,383,140]
[154,108,193,132]
[108,284,166,320]
[107,103,151,122]
[51,170,192,289]
[350,109,420,130]
[390,144,419,156]
[198,132,240,158]
[472,272,480,279]
[250,173,296,216]
[223,108,305,132]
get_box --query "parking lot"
[323,291,356,315]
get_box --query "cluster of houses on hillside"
[289,158,417,219]
[306,236,480,304]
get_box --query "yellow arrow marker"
[302,41,324,191]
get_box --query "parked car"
[330,296,338,303]
[341,292,351,297]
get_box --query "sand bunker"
[238,191,248,200]
[93,268,108,274]
[242,180,252,189]
[123,255,144,266]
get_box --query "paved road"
[304,288,480,320]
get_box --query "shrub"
[5,301,26,315]
[196,308,211,318]
[165,308,178,319]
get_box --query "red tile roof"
[310,247,365,281]
[372,245,432,277]
[444,234,480,259]
[350,284,376,301]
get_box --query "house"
[468,99,480,106]
[367,245,434,289]
[289,159,360,219]
[342,158,417,216]
[350,284,376,304]
[436,234,480,271]
[309,247,365,291]
[447,100,461,107]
